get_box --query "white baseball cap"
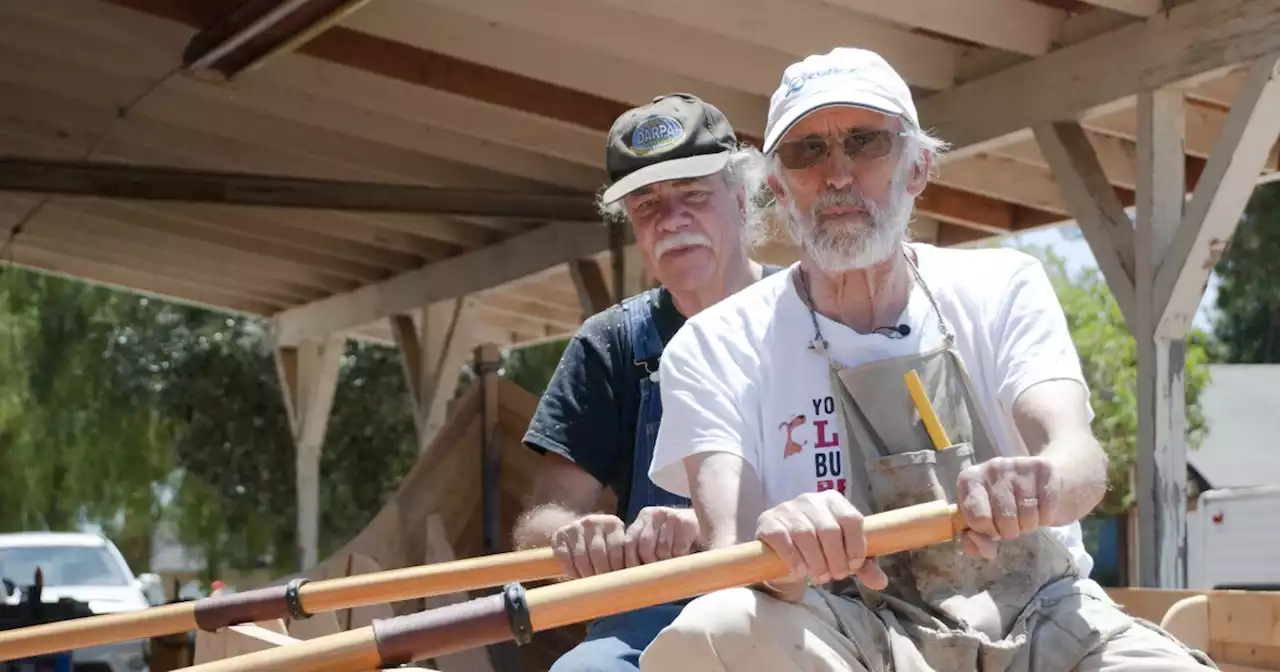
[763,48,919,154]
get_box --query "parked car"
[0,532,162,672]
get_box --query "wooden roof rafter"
[0,0,1277,354]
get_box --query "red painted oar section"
[182,499,968,672]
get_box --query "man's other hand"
[754,491,888,600]
[624,506,700,567]
[550,514,627,579]
[956,455,1063,559]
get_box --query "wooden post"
[1133,84,1189,589]
[1036,54,1280,587]
[567,260,613,320]
[274,335,344,571]
[473,343,522,671]
[392,300,475,454]
[475,343,503,555]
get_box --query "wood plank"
[0,156,598,220]
[271,222,636,345]
[273,334,344,570]
[1134,86,1188,589]
[1154,53,1280,338]
[581,0,960,89]
[1078,0,1161,15]
[820,0,1064,56]
[1033,121,1137,325]
[336,0,769,135]
[919,0,1280,161]
[2,243,281,315]
[568,259,613,319]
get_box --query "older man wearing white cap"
[636,48,1216,671]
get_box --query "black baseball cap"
[600,93,739,204]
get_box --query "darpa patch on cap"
[630,116,686,156]
[601,93,739,204]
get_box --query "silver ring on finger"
[1018,497,1039,509]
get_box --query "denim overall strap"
[621,291,691,525]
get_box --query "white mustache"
[653,231,712,258]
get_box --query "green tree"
[0,266,421,577]
[502,339,570,396]
[1021,245,1212,517]
[1211,182,1280,363]
[0,271,173,569]
[136,308,420,576]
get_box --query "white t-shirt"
[648,243,1096,577]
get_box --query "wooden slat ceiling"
[0,0,1276,348]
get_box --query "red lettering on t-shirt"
[814,419,840,448]
[816,479,847,495]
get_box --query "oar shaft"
[180,627,381,672]
[297,547,561,614]
[528,499,965,631]
[0,602,196,662]
[184,500,966,672]
[0,547,562,662]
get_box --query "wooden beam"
[2,242,280,316]
[94,0,1068,237]
[1134,86,1188,590]
[274,334,345,571]
[391,299,477,453]
[920,0,1280,161]
[820,0,1064,56]
[1034,121,1138,325]
[0,156,599,220]
[1154,53,1280,338]
[568,259,613,319]
[580,0,960,89]
[1077,0,1161,15]
[184,0,372,78]
[271,222,634,345]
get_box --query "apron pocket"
[866,443,973,512]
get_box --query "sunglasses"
[774,128,909,170]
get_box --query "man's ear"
[734,183,748,214]
[906,153,931,197]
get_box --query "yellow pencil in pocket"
[904,369,951,451]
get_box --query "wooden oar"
[0,547,562,662]
[181,499,968,672]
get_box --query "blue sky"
[1004,224,1220,333]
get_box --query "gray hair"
[595,144,772,247]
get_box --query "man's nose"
[823,149,859,190]
[655,205,692,232]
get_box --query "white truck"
[0,531,165,672]
[1186,485,1280,590]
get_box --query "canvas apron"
[795,252,1119,672]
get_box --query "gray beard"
[784,188,912,272]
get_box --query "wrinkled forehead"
[623,175,721,201]
[781,106,900,142]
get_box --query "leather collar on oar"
[0,545,564,662]
[181,500,967,672]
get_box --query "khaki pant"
[638,585,1217,672]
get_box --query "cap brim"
[600,151,731,204]
[763,91,908,154]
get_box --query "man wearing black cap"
[511,93,780,672]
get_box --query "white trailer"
[1186,485,1280,590]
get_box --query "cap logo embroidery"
[784,65,862,98]
[631,116,685,156]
